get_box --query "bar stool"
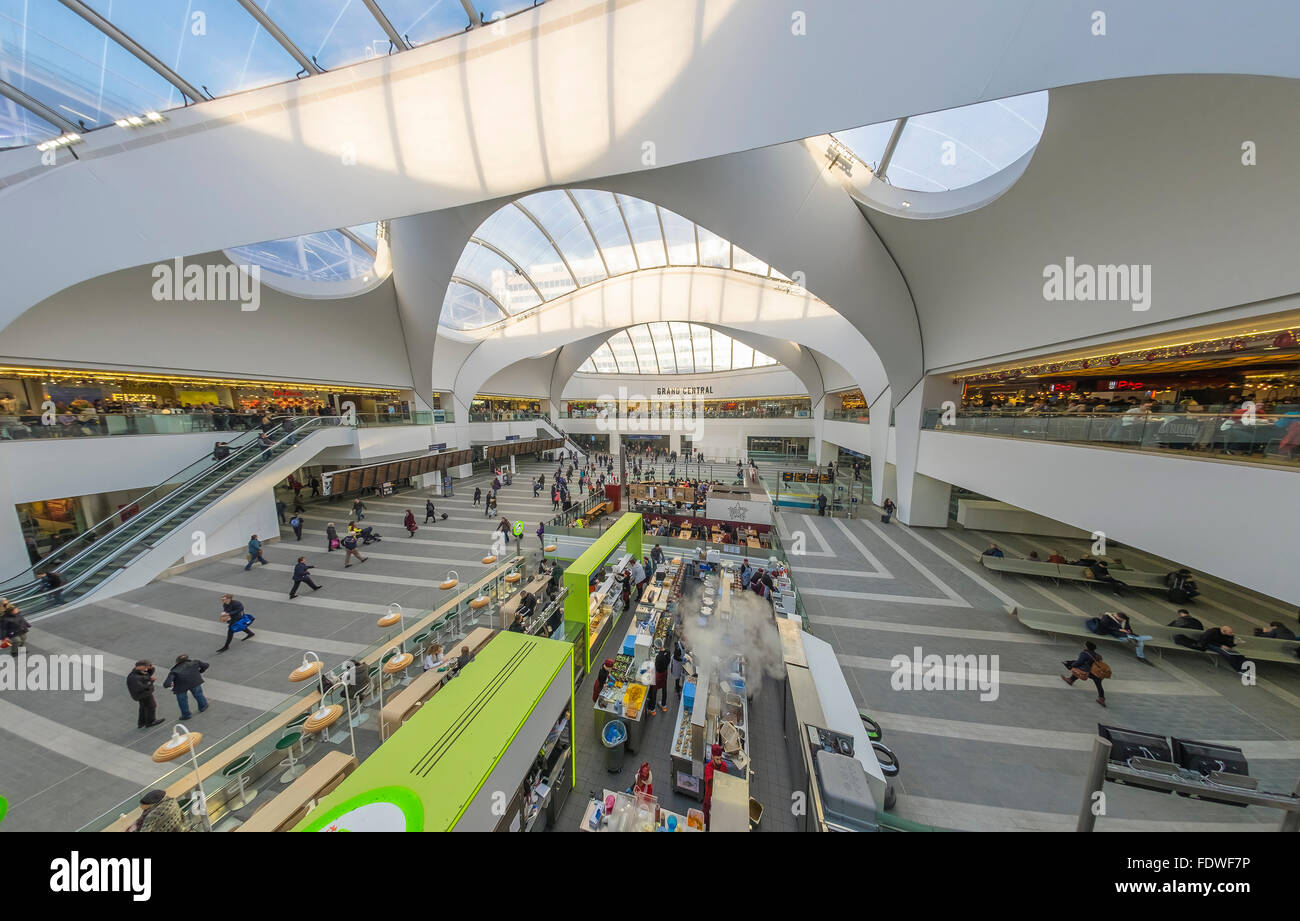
[409,630,431,661]
[275,725,306,783]
[220,754,259,810]
[175,791,203,832]
[287,711,316,756]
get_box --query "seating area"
[1005,605,1300,668]
[980,555,1172,592]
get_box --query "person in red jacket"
[592,658,614,703]
[403,510,418,536]
[633,762,653,798]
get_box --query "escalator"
[1,416,338,616]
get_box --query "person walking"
[351,497,366,521]
[127,660,165,730]
[881,498,896,523]
[275,498,286,523]
[473,486,482,507]
[326,522,339,552]
[1061,641,1111,707]
[424,498,437,523]
[340,532,367,567]
[162,654,209,719]
[0,602,30,659]
[309,475,320,497]
[403,509,418,537]
[551,487,560,511]
[536,520,546,549]
[289,557,321,598]
[816,492,827,517]
[652,641,671,715]
[243,534,267,570]
[290,512,303,540]
[216,594,256,650]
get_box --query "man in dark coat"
[127,660,166,729]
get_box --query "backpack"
[1090,659,1112,679]
[342,536,357,549]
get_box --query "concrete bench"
[980,555,1172,592]
[1006,605,1300,669]
[236,751,357,832]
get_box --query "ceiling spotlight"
[36,133,83,152]
[116,112,167,129]
[900,201,911,208]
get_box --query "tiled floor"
[4,456,1296,833]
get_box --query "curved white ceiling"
[5,0,1300,337]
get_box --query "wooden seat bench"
[236,751,357,832]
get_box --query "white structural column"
[868,388,893,507]
[890,376,962,527]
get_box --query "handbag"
[1070,666,1090,680]
[330,538,340,549]
[1090,660,1112,679]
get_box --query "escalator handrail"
[0,425,269,592]
[4,417,335,608]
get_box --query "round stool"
[275,728,305,783]
[220,754,258,809]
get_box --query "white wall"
[0,256,412,388]
[561,416,813,460]
[916,431,1300,605]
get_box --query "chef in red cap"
[593,658,615,703]
[633,762,654,797]
[703,743,728,829]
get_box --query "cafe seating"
[220,753,259,811]
[275,725,307,784]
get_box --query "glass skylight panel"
[0,101,57,149]
[454,242,540,313]
[229,228,375,281]
[670,322,695,373]
[0,0,178,128]
[831,120,895,171]
[615,194,667,269]
[608,330,639,374]
[255,0,389,70]
[691,326,713,373]
[475,204,575,297]
[590,344,619,374]
[770,266,792,282]
[658,207,698,265]
[472,1,543,22]
[731,340,755,369]
[890,92,1047,192]
[441,282,506,329]
[348,221,379,251]
[83,0,298,104]
[696,226,730,269]
[627,324,660,374]
[711,330,732,370]
[569,189,638,276]
[731,245,768,276]
[518,191,607,287]
[647,322,676,374]
[377,0,472,45]
[753,351,778,367]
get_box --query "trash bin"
[602,719,627,773]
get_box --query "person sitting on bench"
[982,544,1004,558]
[1254,621,1296,640]
[1167,609,1204,631]
[1086,560,1127,595]
[1047,550,1067,564]
[1088,611,1154,665]
[1176,625,1249,671]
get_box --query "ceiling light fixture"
[36,133,83,152]
[115,112,166,129]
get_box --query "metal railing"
[824,409,870,423]
[922,409,1300,468]
[1,409,437,440]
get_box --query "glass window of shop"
[961,368,1300,413]
[0,367,407,418]
[471,396,543,417]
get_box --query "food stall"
[592,557,685,752]
[578,788,701,832]
[562,513,644,675]
[295,633,574,832]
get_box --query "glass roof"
[0,0,530,145]
[440,190,797,331]
[833,91,1048,193]
[228,222,381,283]
[577,323,779,375]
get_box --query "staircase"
[536,417,588,464]
[1,417,341,616]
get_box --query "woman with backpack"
[1061,641,1112,707]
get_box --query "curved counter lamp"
[152,723,210,831]
[377,602,403,630]
[289,651,323,683]
[375,645,411,738]
[481,554,498,564]
[440,570,459,590]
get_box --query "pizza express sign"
[655,386,713,395]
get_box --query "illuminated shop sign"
[655,386,713,395]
